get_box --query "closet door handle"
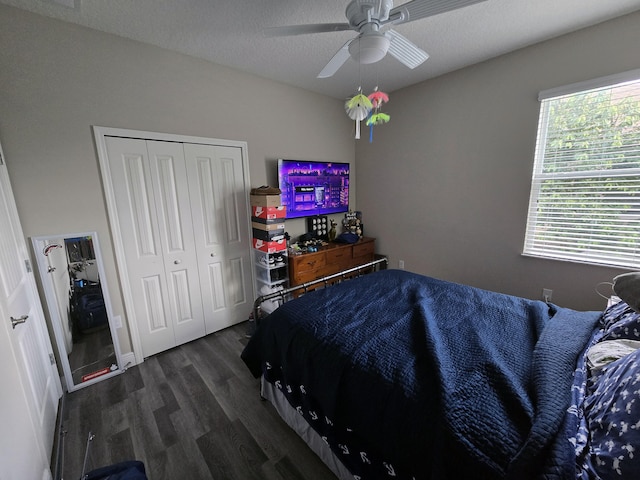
[174,260,181,265]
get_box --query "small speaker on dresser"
[307,215,328,240]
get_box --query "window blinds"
[523,72,640,269]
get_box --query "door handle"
[10,315,28,329]
[174,260,181,264]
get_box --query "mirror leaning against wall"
[31,231,124,392]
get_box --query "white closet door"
[184,143,253,333]
[105,137,205,357]
[146,141,206,345]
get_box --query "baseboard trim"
[120,352,137,370]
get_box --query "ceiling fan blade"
[388,0,488,25]
[317,39,354,78]
[264,23,352,37]
[385,29,429,69]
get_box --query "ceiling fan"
[265,0,488,78]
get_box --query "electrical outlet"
[398,260,405,270]
[542,288,553,302]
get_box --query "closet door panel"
[228,256,247,305]
[142,275,169,332]
[184,143,252,333]
[220,157,242,244]
[206,260,226,311]
[147,141,205,346]
[169,268,202,345]
[155,154,185,252]
[105,137,176,357]
[122,152,157,257]
[192,154,222,246]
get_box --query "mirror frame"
[31,231,124,392]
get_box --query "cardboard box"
[250,194,282,207]
[252,221,286,231]
[252,227,285,242]
[251,205,286,220]
[251,216,284,225]
[252,237,286,253]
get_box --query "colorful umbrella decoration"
[368,89,389,109]
[345,88,372,139]
[366,88,390,142]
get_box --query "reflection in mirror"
[32,232,124,392]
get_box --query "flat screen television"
[277,159,350,219]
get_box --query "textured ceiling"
[2,0,640,99]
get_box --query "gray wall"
[357,11,640,311]
[2,4,638,361]
[0,4,354,354]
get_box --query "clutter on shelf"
[250,187,288,315]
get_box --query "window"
[523,70,640,269]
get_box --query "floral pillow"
[600,300,640,342]
[583,348,640,479]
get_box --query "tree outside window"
[524,75,640,269]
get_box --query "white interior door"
[105,137,206,358]
[146,140,206,345]
[0,148,62,480]
[184,143,253,333]
[105,136,175,358]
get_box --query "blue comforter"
[241,270,601,479]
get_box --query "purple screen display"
[278,159,350,219]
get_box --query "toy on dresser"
[342,210,363,237]
[328,220,337,241]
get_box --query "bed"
[241,269,640,480]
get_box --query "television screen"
[277,159,350,219]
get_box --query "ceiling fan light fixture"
[349,34,390,64]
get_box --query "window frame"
[523,69,640,269]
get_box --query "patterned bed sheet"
[575,300,640,480]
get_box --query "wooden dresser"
[288,237,376,287]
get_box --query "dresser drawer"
[293,270,326,285]
[289,237,376,287]
[290,252,326,274]
[352,240,375,259]
[325,246,351,266]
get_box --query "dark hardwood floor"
[60,321,337,480]
[68,324,117,385]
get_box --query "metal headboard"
[252,256,388,324]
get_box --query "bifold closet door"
[183,143,252,334]
[105,137,206,357]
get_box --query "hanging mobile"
[345,87,372,139]
[366,87,390,143]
